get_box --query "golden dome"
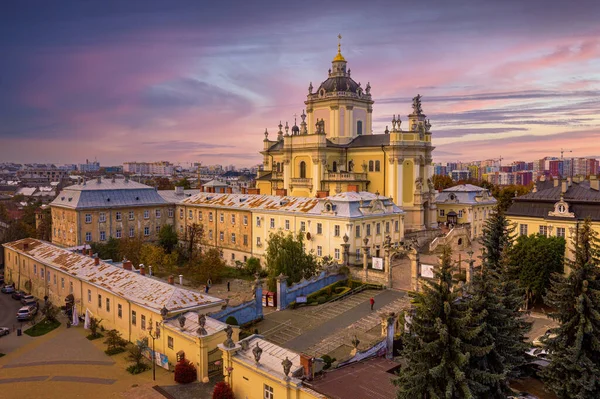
[333,34,346,62]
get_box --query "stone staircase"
[303,296,410,358]
[262,320,304,346]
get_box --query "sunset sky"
[1,0,600,166]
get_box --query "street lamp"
[148,317,161,381]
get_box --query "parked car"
[16,306,37,321]
[22,298,38,309]
[11,290,26,300]
[20,295,35,305]
[0,327,10,337]
[1,285,15,294]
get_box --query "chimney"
[316,190,329,198]
[591,175,599,191]
[23,242,29,250]
[554,179,559,187]
[179,274,183,285]
[300,354,313,380]
[241,187,247,194]
[88,249,93,257]
[123,260,133,271]
[275,188,287,196]
[97,176,102,184]
[175,186,184,195]
[567,177,572,187]
[94,256,100,266]
[148,265,153,276]
[247,188,260,195]
[561,180,567,193]
[139,265,145,276]
[226,187,233,194]
[168,275,175,285]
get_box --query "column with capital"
[362,237,369,283]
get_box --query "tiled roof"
[157,189,200,204]
[164,311,228,338]
[234,336,303,381]
[517,180,600,202]
[181,192,403,219]
[3,238,225,314]
[51,178,168,209]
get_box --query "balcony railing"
[290,178,313,187]
[324,172,368,181]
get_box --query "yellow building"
[219,335,326,399]
[255,40,436,231]
[2,238,237,381]
[506,176,600,262]
[50,177,176,247]
[178,191,404,266]
[435,184,497,238]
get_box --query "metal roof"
[164,311,228,338]
[435,185,496,206]
[157,189,200,204]
[234,335,304,381]
[181,191,403,219]
[3,238,225,314]
[51,179,169,209]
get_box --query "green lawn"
[24,318,61,337]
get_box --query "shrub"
[213,381,235,399]
[317,296,328,304]
[245,257,261,276]
[104,329,127,351]
[126,364,150,374]
[105,347,126,356]
[321,354,337,370]
[225,316,239,326]
[174,359,197,384]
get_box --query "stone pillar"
[408,247,420,292]
[198,336,209,383]
[466,259,475,283]
[381,312,397,359]
[276,274,288,311]
[254,277,264,319]
[362,238,369,283]
[283,160,290,191]
[396,159,404,207]
[384,248,392,289]
[218,343,241,390]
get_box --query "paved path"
[262,290,407,355]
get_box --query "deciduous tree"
[264,231,317,291]
[158,224,179,254]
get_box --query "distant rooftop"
[182,191,402,218]
[443,184,488,192]
[51,178,169,209]
[3,238,225,314]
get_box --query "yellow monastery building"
[255,40,437,231]
[506,176,600,262]
[435,184,497,238]
[3,238,237,382]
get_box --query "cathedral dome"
[317,76,360,94]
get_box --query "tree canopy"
[158,224,179,254]
[542,219,600,398]
[264,231,318,291]
[507,234,565,307]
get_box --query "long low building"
[178,191,405,266]
[2,238,235,381]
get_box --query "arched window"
[299,161,306,178]
[375,160,381,172]
[357,120,363,135]
[368,161,374,172]
[332,161,337,173]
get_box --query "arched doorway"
[447,211,458,225]
[299,161,306,178]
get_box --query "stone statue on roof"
[412,94,423,115]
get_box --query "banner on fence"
[421,264,434,278]
[372,257,384,270]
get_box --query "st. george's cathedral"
[256,38,437,231]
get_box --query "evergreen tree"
[479,206,515,273]
[394,247,488,399]
[542,219,600,399]
[478,209,531,378]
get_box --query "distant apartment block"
[123,161,174,176]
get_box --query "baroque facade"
[256,41,436,231]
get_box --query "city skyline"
[2,0,600,166]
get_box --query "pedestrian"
[370,297,375,311]
[227,281,230,292]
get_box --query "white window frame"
[439,209,445,217]
[155,209,161,218]
[270,218,275,229]
[85,214,92,223]
[129,211,135,221]
[144,226,150,236]
[334,225,340,237]
[256,216,261,227]
[85,232,92,242]
[317,223,323,235]
[116,211,122,221]
[129,227,135,238]
[556,227,566,238]
[285,220,290,230]
[231,233,236,243]
[317,246,322,257]
[99,212,106,223]
[519,224,528,236]
[144,210,150,219]
[100,231,106,241]
[264,384,274,399]
[300,221,306,232]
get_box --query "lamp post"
[148,317,161,381]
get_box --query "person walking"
[370,297,375,311]
[227,281,230,292]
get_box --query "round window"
[558,204,566,213]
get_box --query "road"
[0,288,26,332]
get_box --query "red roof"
[308,357,400,399]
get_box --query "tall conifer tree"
[394,247,488,399]
[542,219,600,398]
